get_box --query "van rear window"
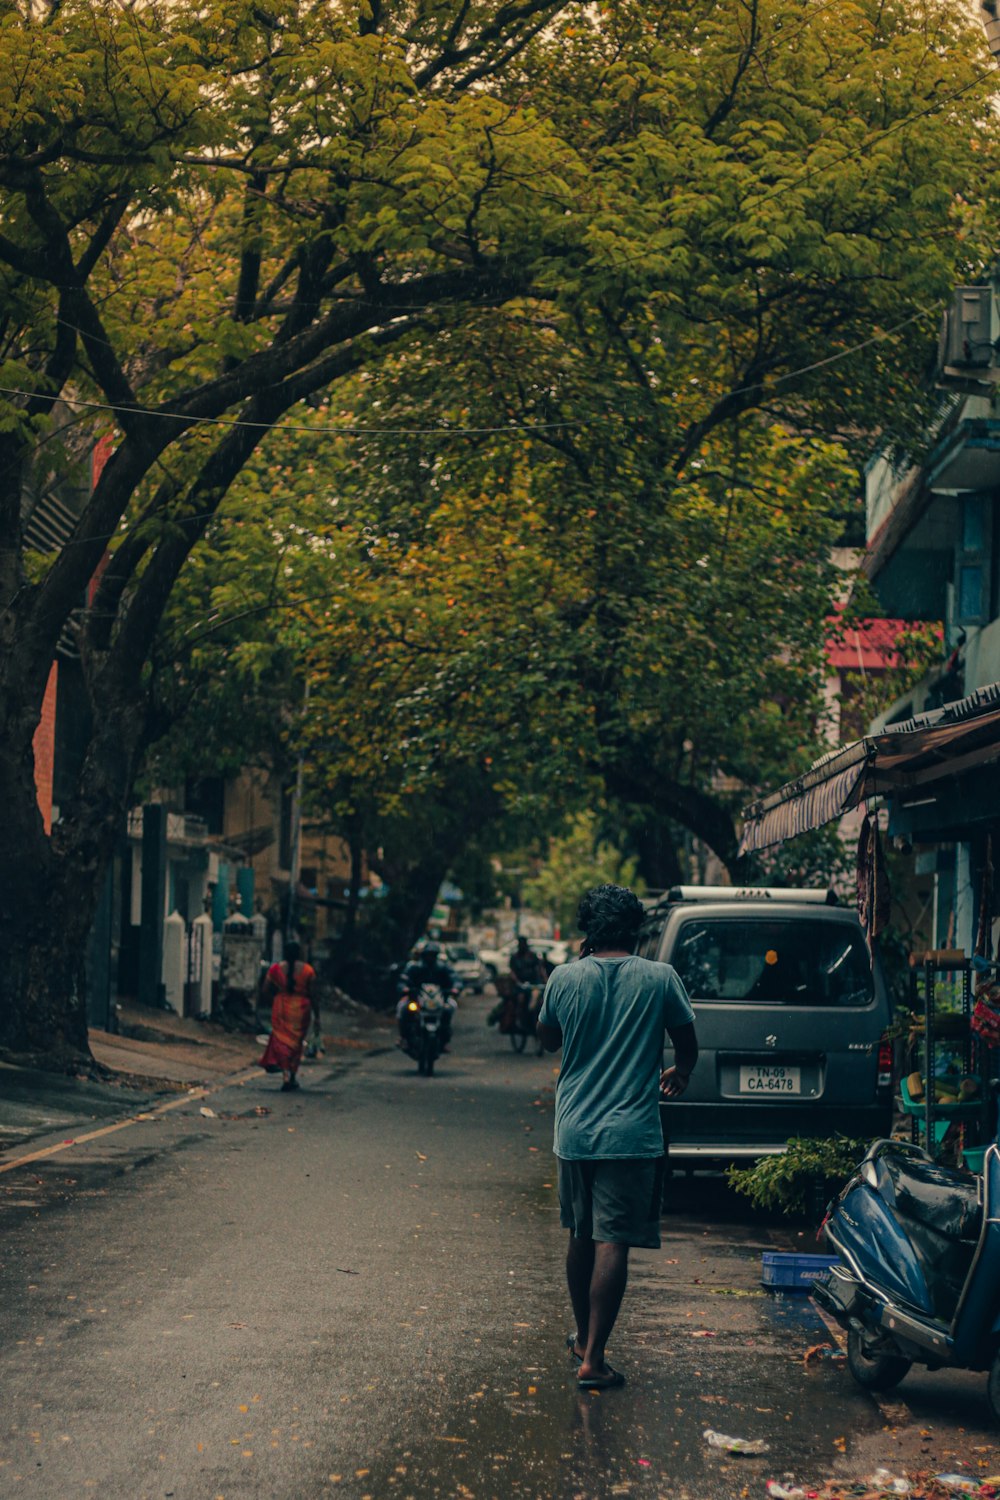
[670,918,874,1007]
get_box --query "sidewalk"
[90,1004,261,1087]
[0,990,393,1157]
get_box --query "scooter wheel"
[986,1349,1000,1424]
[846,1326,911,1392]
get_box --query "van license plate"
[739,1065,801,1095]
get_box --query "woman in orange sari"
[258,942,318,1091]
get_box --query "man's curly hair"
[576,884,645,955]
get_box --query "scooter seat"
[881,1148,981,1243]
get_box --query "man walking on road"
[537,884,698,1391]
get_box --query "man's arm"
[536,1020,562,1052]
[660,1021,698,1098]
[536,971,561,1050]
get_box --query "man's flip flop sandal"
[577,1364,626,1391]
[565,1334,584,1363]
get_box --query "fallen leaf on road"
[253,1107,270,1117]
[199,1107,216,1118]
[692,1330,717,1338]
[415,1152,427,1161]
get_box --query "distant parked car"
[445,944,487,994]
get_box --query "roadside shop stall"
[740,683,1000,1167]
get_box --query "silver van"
[637,886,893,1163]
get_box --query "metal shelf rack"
[903,952,991,1164]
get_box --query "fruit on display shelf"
[904,1072,979,1104]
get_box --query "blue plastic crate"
[761,1251,841,1292]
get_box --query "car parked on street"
[445,944,488,994]
[638,885,893,1165]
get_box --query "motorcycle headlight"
[407,1001,419,1012]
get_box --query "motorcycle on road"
[400,983,450,1076]
[815,1132,1000,1420]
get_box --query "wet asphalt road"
[2,992,1000,1500]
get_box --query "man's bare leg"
[578,1241,629,1381]
[566,1235,595,1358]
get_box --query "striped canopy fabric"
[739,683,1000,854]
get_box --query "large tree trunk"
[0,873,94,1065]
[0,625,88,1059]
[0,641,148,1065]
[606,762,742,879]
[332,845,452,1007]
[630,815,684,892]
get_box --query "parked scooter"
[400,983,449,1076]
[815,1134,1000,1420]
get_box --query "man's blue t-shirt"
[537,956,694,1161]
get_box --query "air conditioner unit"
[939,285,998,373]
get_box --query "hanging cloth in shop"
[856,811,891,954]
[971,837,1000,1046]
[975,835,994,960]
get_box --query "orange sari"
[259,960,315,1073]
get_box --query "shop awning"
[739,682,1000,854]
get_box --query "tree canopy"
[0,0,994,1056]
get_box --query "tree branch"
[102,316,429,695]
[703,0,760,138]
[413,0,566,88]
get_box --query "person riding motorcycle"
[508,936,548,1029]
[397,942,459,1052]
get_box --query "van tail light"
[877,1036,893,1090]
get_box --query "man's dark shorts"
[557,1156,664,1249]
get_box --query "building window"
[954,494,991,626]
[184,776,225,835]
[959,562,984,620]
